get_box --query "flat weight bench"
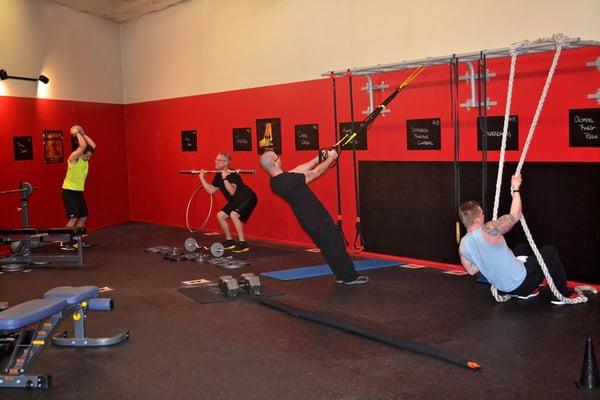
[0,227,87,267]
[0,286,128,390]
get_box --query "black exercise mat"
[178,284,284,304]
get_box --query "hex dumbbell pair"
[218,273,261,297]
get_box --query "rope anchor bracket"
[585,57,600,103]
[586,89,600,104]
[361,75,391,116]
[459,62,497,110]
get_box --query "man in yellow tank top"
[60,125,96,251]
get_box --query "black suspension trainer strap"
[450,56,461,244]
[477,52,488,218]
[331,73,348,245]
[347,71,364,250]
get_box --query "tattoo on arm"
[483,214,517,236]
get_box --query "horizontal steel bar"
[322,38,600,77]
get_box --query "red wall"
[0,96,129,231]
[125,46,600,246]
[5,47,595,250]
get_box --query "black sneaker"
[339,275,369,285]
[231,241,249,253]
[223,239,237,250]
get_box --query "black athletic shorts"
[62,189,89,219]
[221,192,258,223]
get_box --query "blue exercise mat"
[261,258,403,281]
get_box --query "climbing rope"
[489,34,596,304]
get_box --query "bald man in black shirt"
[259,150,368,285]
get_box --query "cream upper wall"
[121,0,600,104]
[1,0,598,104]
[0,0,123,103]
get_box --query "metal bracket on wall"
[361,75,390,116]
[459,62,497,110]
[587,89,600,104]
[586,56,600,71]
[586,57,600,103]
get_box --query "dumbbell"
[239,273,261,295]
[184,237,224,257]
[218,273,261,297]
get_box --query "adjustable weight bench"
[0,286,128,390]
[0,227,86,267]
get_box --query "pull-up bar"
[322,37,600,77]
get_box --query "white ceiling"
[49,0,188,23]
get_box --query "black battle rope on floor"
[259,297,481,371]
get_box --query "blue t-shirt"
[459,229,526,292]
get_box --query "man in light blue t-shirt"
[458,175,575,305]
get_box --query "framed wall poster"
[13,136,33,161]
[43,130,64,163]
[181,130,197,152]
[256,118,282,155]
[233,128,252,151]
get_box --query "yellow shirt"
[62,158,89,191]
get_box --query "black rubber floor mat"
[178,284,284,304]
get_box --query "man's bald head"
[259,151,279,174]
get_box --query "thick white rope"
[489,34,594,304]
[185,186,213,233]
[491,53,518,220]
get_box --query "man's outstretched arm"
[303,150,338,184]
[290,155,320,174]
[482,175,522,237]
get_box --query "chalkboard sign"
[13,136,33,161]
[407,118,441,150]
[233,128,252,151]
[181,130,197,152]
[569,108,600,147]
[477,115,518,151]
[295,124,319,151]
[339,122,367,150]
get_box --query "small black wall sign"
[477,115,519,151]
[233,128,252,151]
[339,122,367,150]
[294,124,319,151]
[569,108,600,147]
[13,136,33,161]
[181,130,197,152]
[406,118,441,150]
